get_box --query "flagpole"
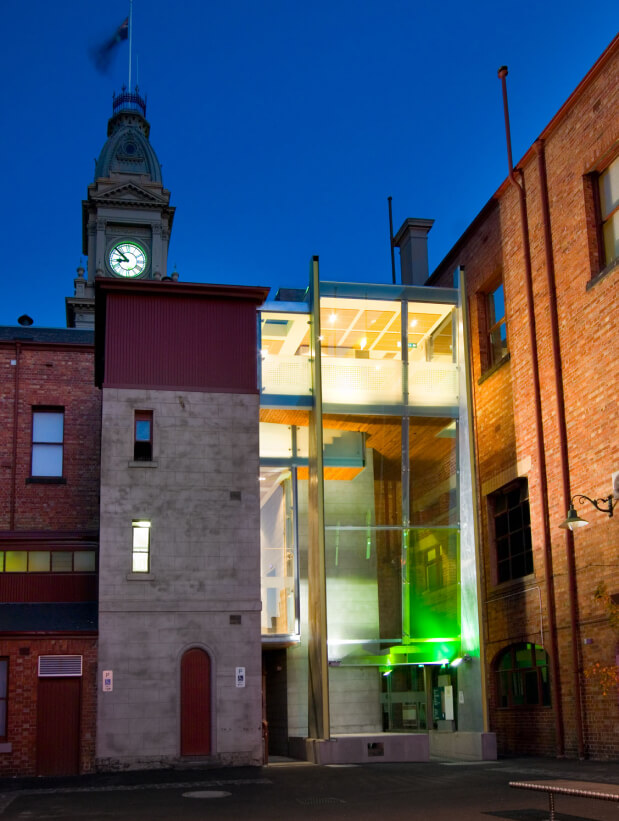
[128,0,133,90]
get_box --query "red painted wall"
[97,282,268,394]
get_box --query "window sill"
[128,460,158,468]
[488,573,536,596]
[587,257,618,290]
[26,476,67,484]
[126,572,155,581]
[478,352,510,385]
[0,742,12,753]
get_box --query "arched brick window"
[495,643,551,708]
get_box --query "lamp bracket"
[571,494,615,518]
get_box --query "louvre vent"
[38,655,83,677]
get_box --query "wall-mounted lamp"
[559,494,616,531]
[450,654,472,667]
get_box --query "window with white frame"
[31,408,64,477]
[132,521,151,572]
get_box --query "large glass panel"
[319,297,403,406]
[260,311,312,398]
[323,413,402,527]
[404,528,460,647]
[410,418,458,527]
[381,666,427,732]
[325,526,382,662]
[260,467,297,636]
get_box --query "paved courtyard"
[0,757,618,820]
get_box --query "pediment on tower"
[90,182,168,207]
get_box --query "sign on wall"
[102,670,113,692]
[236,667,246,688]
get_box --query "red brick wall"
[431,39,619,758]
[0,342,100,531]
[0,637,98,776]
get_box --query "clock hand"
[115,250,129,263]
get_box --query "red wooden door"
[36,677,81,775]
[181,648,211,755]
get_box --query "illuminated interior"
[261,296,457,407]
[259,283,474,735]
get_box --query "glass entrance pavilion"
[259,264,488,761]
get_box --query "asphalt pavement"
[1,756,618,820]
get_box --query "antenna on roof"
[128,0,134,90]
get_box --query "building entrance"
[180,648,211,756]
[262,648,289,756]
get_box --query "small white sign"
[236,667,246,688]
[459,690,465,704]
[444,684,454,720]
[102,670,113,692]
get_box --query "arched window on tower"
[495,643,551,708]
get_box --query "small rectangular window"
[489,479,533,584]
[487,283,507,366]
[134,411,153,462]
[51,552,73,572]
[28,552,50,572]
[0,658,7,740]
[31,408,64,477]
[132,521,151,573]
[597,156,619,269]
[73,551,96,572]
[5,552,27,572]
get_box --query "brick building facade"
[429,34,618,758]
[0,330,100,775]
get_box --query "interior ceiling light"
[360,337,367,349]
[410,318,418,328]
[329,313,337,324]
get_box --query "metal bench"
[509,779,619,820]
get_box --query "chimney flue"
[393,218,434,286]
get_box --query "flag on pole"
[91,18,129,74]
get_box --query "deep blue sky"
[1,1,616,326]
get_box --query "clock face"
[109,242,148,278]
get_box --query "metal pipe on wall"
[497,66,565,757]
[534,138,585,757]
[10,342,21,531]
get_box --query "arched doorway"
[180,648,211,756]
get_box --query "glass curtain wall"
[259,282,465,735]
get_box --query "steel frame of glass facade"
[259,264,486,738]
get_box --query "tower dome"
[94,89,162,183]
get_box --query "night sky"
[1,0,616,326]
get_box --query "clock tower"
[66,88,175,328]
